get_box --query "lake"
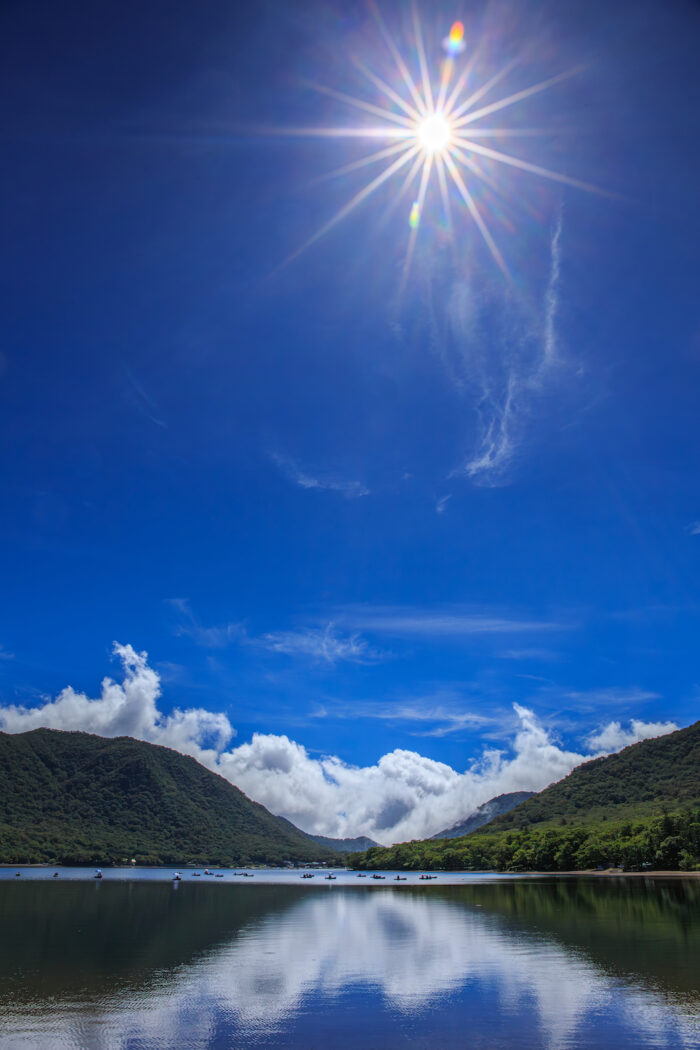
[1,869,698,1048]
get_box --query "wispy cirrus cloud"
[256,623,384,665]
[433,207,570,487]
[0,644,14,660]
[541,206,563,373]
[166,598,245,649]
[565,687,661,708]
[123,363,167,429]
[311,691,494,738]
[337,605,570,638]
[408,712,494,738]
[271,452,369,498]
[686,522,700,536]
[499,648,560,661]
[169,601,382,666]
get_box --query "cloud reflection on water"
[1,889,699,1049]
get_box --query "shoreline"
[1,864,698,879]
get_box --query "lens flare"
[273,9,601,280]
[444,21,466,56]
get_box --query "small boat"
[301,872,315,879]
[372,874,385,880]
[15,872,20,877]
[356,873,366,878]
[215,873,224,878]
[53,872,59,879]
[173,873,182,881]
[192,872,201,877]
[394,875,406,881]
[204,869,211,875]
[94,870,103,880]
[325,874,336,880]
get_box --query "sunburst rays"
[274,4,601,280]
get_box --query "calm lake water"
[1,870,699,1049]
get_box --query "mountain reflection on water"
[1,878,699,1049]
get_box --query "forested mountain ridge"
[0,729,336,866]
[352,721,700,873]
[489,720,700,831]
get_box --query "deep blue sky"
[1,0,699,835]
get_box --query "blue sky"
[1,0,699,840]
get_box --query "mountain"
[351,722,700,872]
[490,720,700,831]
[309,834,380,853]
[430,792,535,839]
[0,729,336,866]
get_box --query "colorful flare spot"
[409,201,420,229]
[444,20,466,55]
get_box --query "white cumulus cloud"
[0,645,681,845]
[0,643,234,767]
[586,718,678,754]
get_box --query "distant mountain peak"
[430,791,535,839]
[309,834,380,853]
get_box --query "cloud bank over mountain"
[0,644,678,845]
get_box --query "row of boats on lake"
[11,869,439,881]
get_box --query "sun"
[416,112,451,154]
[275,7,600,280]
